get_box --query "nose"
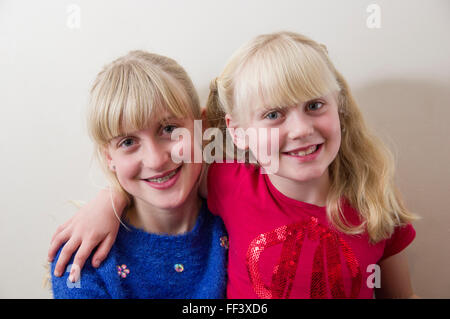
[286,108,314,140]
[140,138,170,171]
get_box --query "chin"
[148,193,188,210]
[282,167,326,183]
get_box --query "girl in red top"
[49,31,418,298]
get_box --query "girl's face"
[239,92,341,183]
[105,113,202,210]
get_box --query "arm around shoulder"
[48,188,126,281]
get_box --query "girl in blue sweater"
[50,51,227,298]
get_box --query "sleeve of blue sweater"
[51,249,111,299]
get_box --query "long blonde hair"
[206,31,418,243]
[87,50,201,204]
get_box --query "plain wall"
[0,0,449,298]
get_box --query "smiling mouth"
[144,166,181,184]
[284,144,323,156]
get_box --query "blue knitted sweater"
[51,200,228,298]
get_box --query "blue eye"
[264,111,281,120]
[119,138,135,148]
[307,101,324,111]
[162,124,177,135]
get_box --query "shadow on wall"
[354,78,450,298]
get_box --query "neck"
[125,189,201,235]
[268,169,331,207]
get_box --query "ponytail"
[206,77,226,131]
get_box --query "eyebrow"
[110,135,127,144]
[263,96,327,109]
[258,105,289,114]
[112,115,182,138]
[159,115,181,123]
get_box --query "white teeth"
[147,168,178,183]
[288,145,318,156]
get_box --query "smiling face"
[104,114,202,210]
[253,93,341,183]
[218,32,345,192]
[86,51,203,211]
[236,93,341,185]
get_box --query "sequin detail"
[220,236,229,249]
[117,264,130,278]
[246,217,362,299]
[310,237,326,298]
[174,264,184,272]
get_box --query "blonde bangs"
[88,55,195,146]
[233,36,340,121]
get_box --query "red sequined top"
[207,162,416,299]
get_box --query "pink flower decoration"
[117,264,130,278]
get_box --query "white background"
[0,0,449,298]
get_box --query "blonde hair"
[207,31,418,243]
[87,50,201,204]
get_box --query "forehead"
[232,38,340,123]
[119,110,188,136]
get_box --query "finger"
[68,263,81,284]
[48,227,71,262]
[50,217,73,244]
[69,241,97,282]
[91,235,115,268]
[53,238,81,277]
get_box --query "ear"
[103,147,116,172]
[225,113,248,151]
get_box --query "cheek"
[247,130,267,159]
[245,127,281,163]
[114,156,141,182]
[319,114,341,152]
[258,128,280,154]
[184,162,202,183]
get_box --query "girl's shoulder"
[380,223,416,261]
[209,160,258,175]
[207,162,257,216]
[338,198,416,261]
[50,243,120,298]
[208,161,259,193]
